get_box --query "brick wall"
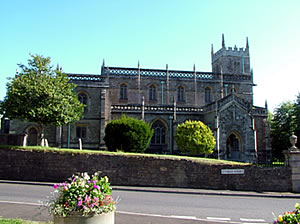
[0,147,291,192]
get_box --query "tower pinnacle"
[246,37,249,49]
[222,34,225,48]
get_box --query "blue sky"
[1,0,299,112]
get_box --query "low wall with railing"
[0,147,292,192]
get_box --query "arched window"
[177,86,184,102]
[149,84,156,101]
[205,87,211,103]
[120,83,127,100]
[78,93,88,112]
[151,120,166,145]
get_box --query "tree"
[0,54,84,144]
[270,101,296,161]
[294,94,300,146]
[175,120,216,155]
[104,115,153,153]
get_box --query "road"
[0,182,299,223]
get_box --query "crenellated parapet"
[212,46,249,63]
[211,34,251,75]
[253,106,268,116]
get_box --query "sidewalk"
[1,179,300,199]
[113,185,300,199]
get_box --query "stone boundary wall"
[0,134,25,146]
[0,148,292,192]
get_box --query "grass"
[0,145,248,166]
[0,217,52,224]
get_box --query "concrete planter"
[53,211,115,224]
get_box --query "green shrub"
[175,120,216,155]
[104,115,153,153]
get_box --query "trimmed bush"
[104,115,153,153]
[175,120,216,155]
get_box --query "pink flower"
[53,184,58,189]
[93,184,100,190]
[84,195,91,204]
[77,198,83,207]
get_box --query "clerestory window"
[149,84,156,101]
[120,83,127,100]
[177,86,185,102]
[205,87,211,103]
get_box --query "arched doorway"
[27,127,38,146]
[226,133,241,160]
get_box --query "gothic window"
[205,87,211,103]
[149,84,156,101]
[78,92,88,113]
[177,86,185,102]
[76,125,87,139]
[151,120,166,145]
[120,83,128,100]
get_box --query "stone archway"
[27,127,38,146]
[226,133,241,160]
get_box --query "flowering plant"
[48,172,115,217]
[274,203,300,224]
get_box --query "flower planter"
[48,172,116,224]
[54,211,115,224]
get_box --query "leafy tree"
[175,120,216,155]
[270,101,296,160]
[0,54,84,143]
[104,115,153,153]
[294,94,300,146]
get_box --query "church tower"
[211,34,250,75]
[211,34,253,104]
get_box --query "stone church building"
[4,35,271,164]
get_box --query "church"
[5,35,272,164]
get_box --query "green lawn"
[0,218,52,224]
[0,145,248,166]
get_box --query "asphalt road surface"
[0,182,299,224]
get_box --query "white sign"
[221,169,245,175]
